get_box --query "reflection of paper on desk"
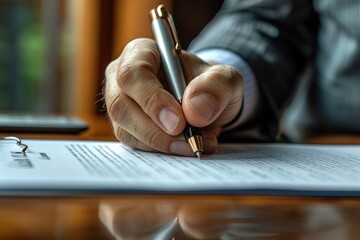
[1,139,360,196]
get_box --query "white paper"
[1,139,360,196]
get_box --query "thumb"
[182,65,244,128]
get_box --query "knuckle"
[213,65,243,85]
[126,38,157,55]
[117,61,155,92]
[226,66,244,101]
[209,70,233,95]
[105,59,119,81]
[115,39,156,79]
[209,65,244,96]
[116,39,160,93]
[125,38,150,49]
[107,94,131,126]
[225,65,244,90]
[117,63,134,90]
[124,39,160,70]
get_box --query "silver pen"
[150,4,203,158]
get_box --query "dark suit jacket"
[189,0,360,142]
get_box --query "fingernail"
[170,140,193,156]
[189,93,216,121]
[159,108,180,133]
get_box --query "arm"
[189,0,318,140]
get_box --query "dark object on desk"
[0,114,88,134]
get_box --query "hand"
[104,38,244,156]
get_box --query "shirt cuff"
[195,49,260,131]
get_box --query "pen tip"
[195,151,202,159]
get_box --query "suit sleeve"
[188,0,318,141]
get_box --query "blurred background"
[0,0,223,117]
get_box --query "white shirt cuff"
[196,49,260,131]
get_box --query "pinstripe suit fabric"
[189,0,360,140]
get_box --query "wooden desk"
[0,115,359,240]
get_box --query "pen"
[150,4,203,158]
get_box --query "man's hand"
[104,38,243,156]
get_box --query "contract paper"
[1,139,360,196]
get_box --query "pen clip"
[150,4,182,55]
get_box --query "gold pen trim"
[187,135,203,158]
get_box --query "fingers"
[104,39,185,154]
[108,91,191,155]
[113,122,218,156]
[105,39,190,155]
[108,92,218,155]
[116,39,186,136]
[182,64,244,128]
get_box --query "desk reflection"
[1,197,359,240]
[99,198,359,240]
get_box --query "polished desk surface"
[1,115,360,240]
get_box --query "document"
[1,139,360,196]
